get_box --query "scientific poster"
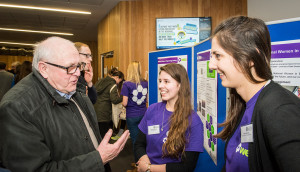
[196,50,218,165]
[157,55,188,102]
[271,40,300,97]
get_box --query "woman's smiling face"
[158,71,180,103]
[209,37,248,89]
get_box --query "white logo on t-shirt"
[236,143,242,152]
[132,84,147,105]
[163,131,169,143]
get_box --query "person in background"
[209,16,300,172]
[0,62,14,102]
[134,63,203,172]
[8,61,20,74]
[74,42,97,104]
[0,36,129,171]
[94,69,124,138]
[121,61,148,151]
[15,60,32,84]
[111,78,127,141]
[108,67,118,77]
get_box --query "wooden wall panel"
[0,55,33,70]
[97,0,247,80]
[98,4,121,80]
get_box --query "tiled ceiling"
[0,0,122,48]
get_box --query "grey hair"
[32,36,75,71]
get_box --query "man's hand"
[97,129,130,164]
[84,63,93,87]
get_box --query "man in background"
[74,42,97,104]
[0,62,14,102]
[7,61,20,74]
[0,37,129,171]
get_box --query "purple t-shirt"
[138,102,204,164]
[121,81,148,118]
[226,87,264,172]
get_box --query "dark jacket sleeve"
[87,86,97,104]
[134,130,200,172]
[0,101,105,172]
[249,82,300,172]
[134,129,147,162]
[258,104,300,171]
[166,151,200,172]
[110,86,122,104]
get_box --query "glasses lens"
[67,65,78,74]
[80,53,92,58]
[80,62,86,71]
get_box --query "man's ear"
[38,62,48,79]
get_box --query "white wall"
[248,0,300,22]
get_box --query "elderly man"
[0,37,129,171]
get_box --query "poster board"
[193,40,226,171]
[148,47,193,105]
[267,17,300,97]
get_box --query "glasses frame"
[45,61,84,74]
[79,53,93,58]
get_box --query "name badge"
[148,125,160,135]
[241,124,253,143]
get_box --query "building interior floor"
[109,138,136,172]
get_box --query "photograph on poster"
[292,86,300,98]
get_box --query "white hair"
[32,36,76,71]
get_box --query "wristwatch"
[145,163,151,172]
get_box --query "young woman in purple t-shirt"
[134,63,203,172]
[209,16,300,172]
[121,61,148,147]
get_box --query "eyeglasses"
[45,62,86,74]
[79,53,93,58]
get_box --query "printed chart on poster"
[157,55,188,102]
[271,40,300,97]
[196,50,218,165]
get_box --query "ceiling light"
[0,28,73,36]
[0,4,91,14]
[0,42,36,46]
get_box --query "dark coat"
[0,70,14,102]
[0,69,105,172]
[224,81,300,172]
[77,71,97,104]
[94,76,122,122]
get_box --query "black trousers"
[104,163,112,172]
[98,121,113,139]
[98,121,113,172]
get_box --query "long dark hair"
[111,70,124,94]
[160,63,192,159]
[213,16,273,140]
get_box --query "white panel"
[248,0,300,22]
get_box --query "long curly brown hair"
[160,63,192,159]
